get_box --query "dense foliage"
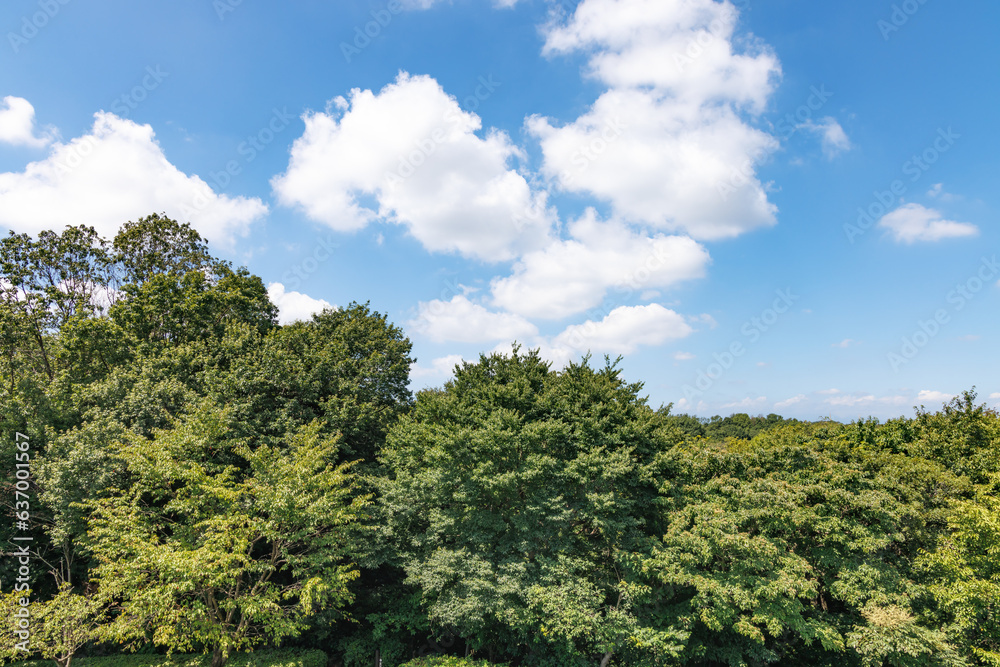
[2,219,998,667]
[2,649,327,667]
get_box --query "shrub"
[7,650,327,667]
[399,657,506,667]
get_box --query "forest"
[1,217,997,667]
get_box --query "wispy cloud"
[878,203,978,243]
[722,396,769,410]
[775,395,806,409]
[799,116,851,159]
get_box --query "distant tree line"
[1,217,997,667]
[660,412,800,442]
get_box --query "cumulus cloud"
[411,354,465,382]
[531,0,781,240]
[408,295,538,343]
[272,72,553,262]
[774,395,806,410]
[0,96,56,148]
[491,210,710,320]
[878,204,978,243]
[542,0,777,109]
[0,112,267,246]
[916,390,953,405]
[480,301,700,370]
[267,283,333,324]
[799,117,850,159]
[674,351,695,361]
[541,304,694,365]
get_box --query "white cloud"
[824,395,875,407]
[267,283,333,324]
[990,392,1000,400]
[878,203,978,243]
[0,112,267,246]
[272,72,553,262]
[532,0,781,240]
[774,395,805,410]
[528,89,778,240]
[491,210,710,320]
[675,397,708,414]
[408,295,538,343]
[770,390,953,414]
[674,351,695,361]
[545,304,694,362]
[916,390,953,404]
[927,183,957,202]
[0,96,56,148]
[411,354,466,382]
[799,117,851,159]
[825,394,908,408]
[722,396,768,410]
[832,338,856,348]
[691,313,718,329]
[542,0,777,110]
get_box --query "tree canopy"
[2,219,998,667]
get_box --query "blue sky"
[1,0,997,421]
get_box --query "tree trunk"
[600,650,614,667]
[211,648,228,667]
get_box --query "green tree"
[85,405,368,667]
[207,303,413,466]
[918,478,1000,666]
[111,213,216,286]
[378,349,678,665]
[910,390,1000,483]
[635,432,967,666]
[1,225,112,383]
[0,584,105,667]
[1,218,416,666]
[846,604,967,667]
